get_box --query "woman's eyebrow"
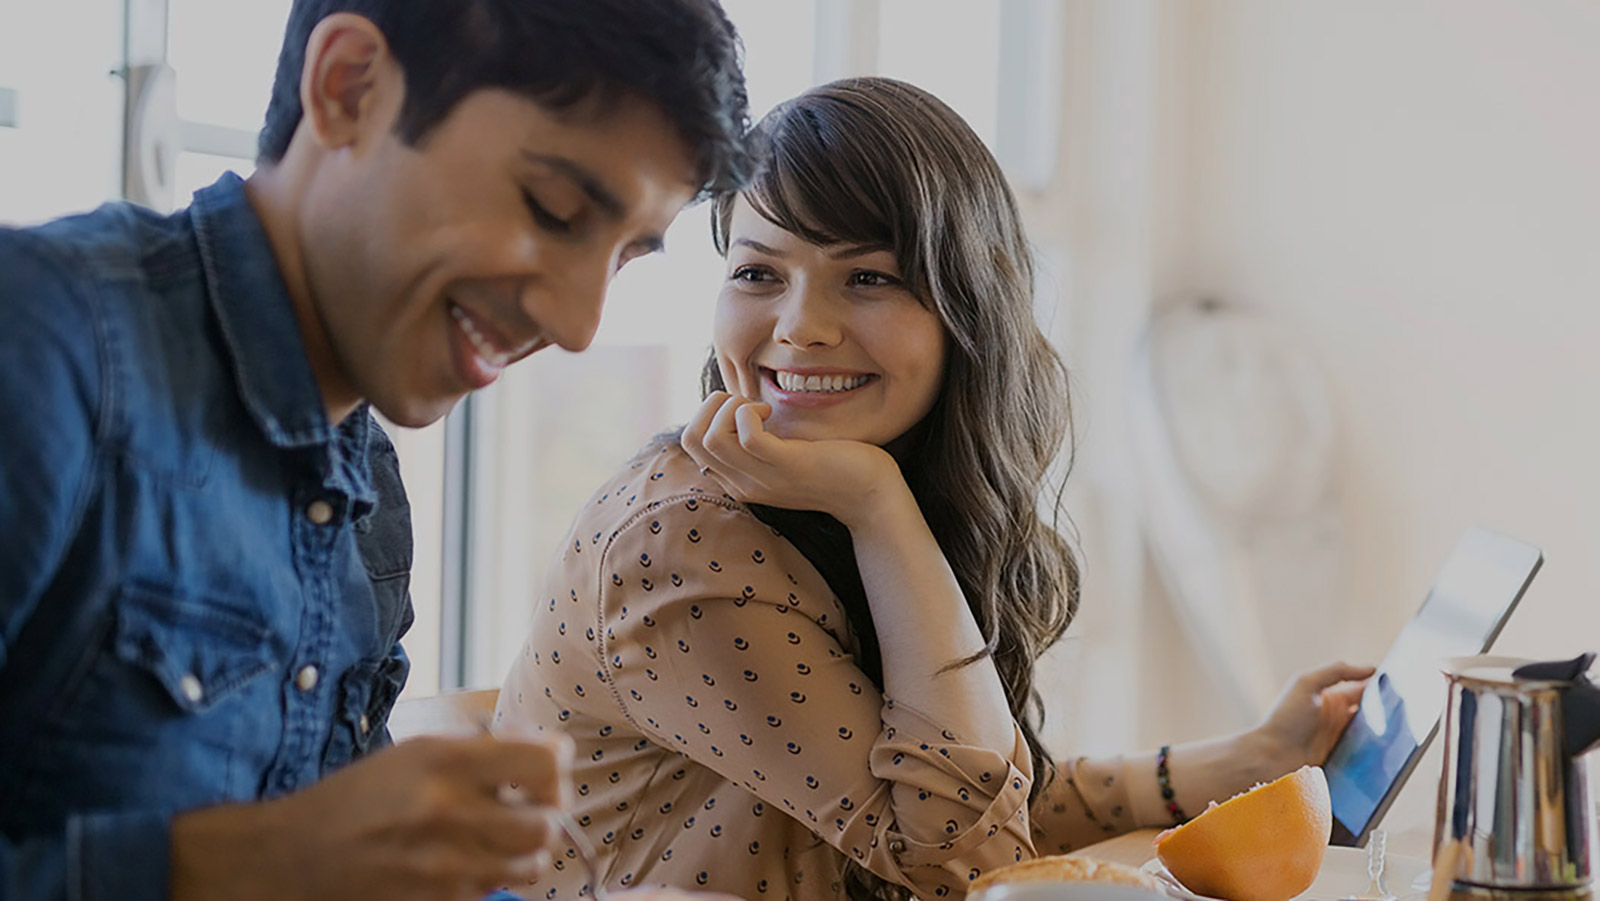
[732,237,785,257]
[828,243,893,260]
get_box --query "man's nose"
[527,250,611,353]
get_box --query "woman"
[496,77,1369,900]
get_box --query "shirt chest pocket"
[320,653,409,770]
[52,582,279,738]
[114,584,278,711]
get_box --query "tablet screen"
[1324,527,1542,846]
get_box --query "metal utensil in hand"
[493,785,607,900]
[478,715,606,899]
[1344,828,1395,901]
[556,809,608,901]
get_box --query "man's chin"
[369,392,460,430]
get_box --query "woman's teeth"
[773,371,871,393]
[451,304,535,367]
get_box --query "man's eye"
[522,190,573,234]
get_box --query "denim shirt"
[0,174,414,900]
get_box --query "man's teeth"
[450,304,536,367]
[774,371,871,393]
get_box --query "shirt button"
[295,665,320,692]
[888,839,907,855]
[305,499,334,525]
[178,673,204,704]
[358,713,371,736]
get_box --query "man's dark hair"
[259,0,753,196]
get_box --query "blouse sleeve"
[597,495,1036,898]
[1029,752,1169,855]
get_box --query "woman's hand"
[680,391,905,527]
[1250,661,1374,777]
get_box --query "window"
[165,0,290,201]
[456,0,825,689]
[2,0,1040,702]
[454,2,1034,691]
[0,1,124,225]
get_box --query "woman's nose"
[773,288,843,349]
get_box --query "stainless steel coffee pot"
[1436,653,1600,892]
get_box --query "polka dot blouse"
[496,442,1153,900]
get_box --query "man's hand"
[172,733,572,901]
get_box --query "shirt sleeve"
[0,235,169,901]
[598,497,1035,898]
[1029,752,1167,854]
[0,231,102,667]
[0,810,172,901]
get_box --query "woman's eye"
[521,190,573,234]
[849,269,901,288]
[730,265,775,283]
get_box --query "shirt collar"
[189,171,333,450]
[189,173,377,511]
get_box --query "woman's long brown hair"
[701,77,1080,900]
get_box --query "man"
[0,1,752,898]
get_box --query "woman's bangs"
[742,111,900,253]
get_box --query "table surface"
[1068,829,1163,867]
[1072,825,1437,867]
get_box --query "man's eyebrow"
[523,152,625,218]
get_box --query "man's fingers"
[462,803,563,858]
[441,843,552,897]
[433,733,572,805]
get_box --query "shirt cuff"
[873,697,1035,869]
[1121,751,1174,827]
[67,808,171,901]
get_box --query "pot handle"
[1514,652,1600,758]
[1512,652,1596,683]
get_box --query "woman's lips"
[760,367,877,407]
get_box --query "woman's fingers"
[1323,680,1368,710]
[681,392,733,467]
[1298,661,1376,694]
[704,392,747,448]
[732,402,777,459]
[702,396,773,472]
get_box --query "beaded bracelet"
[1157,744,1190,825]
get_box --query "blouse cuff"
[871,697,1034,869]
[1121,752,1174,827]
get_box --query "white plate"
[1138,846,1432,901]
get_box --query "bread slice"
[970,855,1165,895]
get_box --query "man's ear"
[297,13,401,152]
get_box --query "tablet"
[1324,526,1543,847]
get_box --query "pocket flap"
[113,583,277,713]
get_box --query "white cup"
[973,884,1172,901]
